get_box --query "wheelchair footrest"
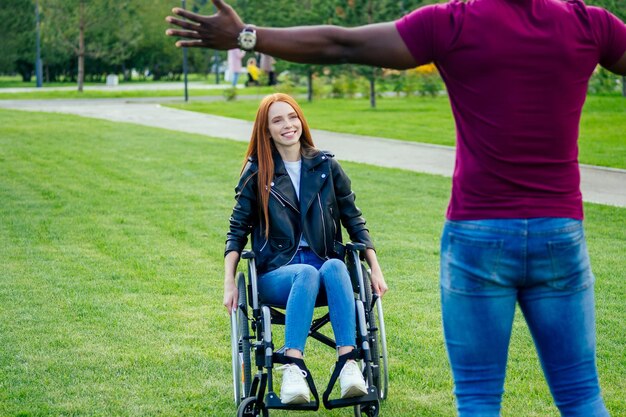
[324,386,379,410]
[264,391,319,411]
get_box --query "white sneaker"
[277,363,310,404]
[339,360,368,398]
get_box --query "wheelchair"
[230,242,389,417]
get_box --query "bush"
[588,66,623,95]
[222,87,237,101]
[410,64,444,97]
[274,72,296,96]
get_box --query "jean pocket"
[442,232,504,293]
[547,231,593,291]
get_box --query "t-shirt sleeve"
[395,5,440,66]
[588,7,626,68]
[394,2,460,66]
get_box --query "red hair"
[243,94,317,237]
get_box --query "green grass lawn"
[0,85,289,101]
[1,110,624,416]
[166,95,626,170]
[0,74,225,89]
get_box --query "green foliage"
[39,0,143,81]
[0,0,36,78]
[1,0,624,90]
[586,0,626,21]
[588,67,624,95]
[221,86,237,101]
[273,71,298,96]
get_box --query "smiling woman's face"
[267,101,302,154]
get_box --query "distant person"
[260,53,277,86]
[227,48,245,87]
[167,1,626,415]
[246,57,260,86]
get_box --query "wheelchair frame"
[230,242,388,417]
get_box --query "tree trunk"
[368,1,376,108]
[370,70,376,108]
[307,68,313,102]
[77,0,85,92]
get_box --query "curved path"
[1,97,624,208]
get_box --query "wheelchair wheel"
[231,272,252,405]
[237,396,268,417]
[362,266,389,400]
[353,401,380,417]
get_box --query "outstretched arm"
[165,0,417,70]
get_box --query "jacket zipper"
[270,188,299,212]
[317,194,328,256]
[258,218,269,253]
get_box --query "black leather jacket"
[225,150,374,274]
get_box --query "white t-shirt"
[283,159,309,247]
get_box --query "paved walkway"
[1,97,624,208]
[0,81,231,93]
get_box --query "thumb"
[212,0,227,11]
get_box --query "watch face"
[239,32,256,50]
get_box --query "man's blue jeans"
[440,218,609,417]
[258,247,355,354]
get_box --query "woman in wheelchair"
[223,93,388,405]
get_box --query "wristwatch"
[237,26,257,51]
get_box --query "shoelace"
[277,364,308,382]
[339,360,363,380]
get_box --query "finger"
[212,0,227,12]
[165,16,200,30]
[175,40,211,48]
[171,7,203,20]
[372,283,380,296]
[166,29,205,39]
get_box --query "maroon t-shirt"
[395,0,626,220]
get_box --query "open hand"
[165,0,244,49]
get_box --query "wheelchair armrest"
[241,250,255,259]
[345,242,366,252]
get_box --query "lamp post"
[35,0,43,88]
[182,0,189,101]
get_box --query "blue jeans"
[440,218,609,417]
[231,72,240,87]
[258,247,356,353]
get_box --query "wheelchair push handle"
[241,250,255,260]
[346,242,366,252]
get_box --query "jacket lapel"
[273,155,300,209]
[299,152,331,214]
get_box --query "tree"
[40,0,141,90]
[0,0,36,81]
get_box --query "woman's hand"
[364,248,388,297]
[223,275,238,314]
[369,266,388,297]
